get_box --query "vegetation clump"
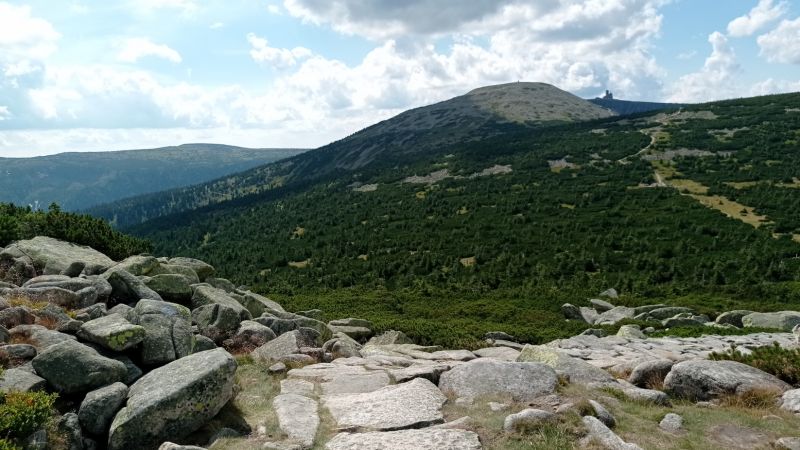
[0,391,58,441]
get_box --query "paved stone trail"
[264,333,795,449]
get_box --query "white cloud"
[757,18,800,64]
[667,32,740,102]
[267,4,282,15]
[0,106,10,121]
[748,78,800,95]
[210,22,225,29]
[727,0,787,37]
[247,33,312,69]
[118,38,182,63]
[0,3,60,61]
[677,50,697,60]
[132,0,199,14]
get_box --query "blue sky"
[0,0,798,156]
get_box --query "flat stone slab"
[77,314,146,351]
[322,378,446,431]
[320,371,390,395]
[274,393,319,449]
[325,428,482,450]
[439,359,557,402]
[281,379,316,397]
[473,346,520,361]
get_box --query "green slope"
[124,92,800,346]
[0,144,304,211]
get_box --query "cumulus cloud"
[118,38,182,63]
[131,0,199,14]
[666,32,740,102]
[0,3,60,61]
[727,0,787,37]
[247,33,312,69]
[757,18,800,64]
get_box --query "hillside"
[0,144,304,211]
[88,83,613,228]
[588,97,687,115]
[123,90,800,346]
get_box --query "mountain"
[0,144,305,211]
[115,88,800,347]
[88,82,614,227]
[588,97,687,115]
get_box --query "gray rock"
[280,379,315,396]
[636,307,693,321]
[366,330,412,346]
[742,311,800,331]
[473,346,520,361]
[77,314,146,351]
[628,359,675,388]
[589,399,616,428]
[103,269,163,302]
[192,304,242,343]
[617,386,671,406]
[192,335,216,352]
[582,416,642,450]
[205,277,236,292]
[269,362,288,374]
[579,307,599,324]
[274,394,319,449]
[580,328,607,338]
[323,378,445,431]
[230,290,285,317]
[0,343,37,365]
[297,309,324,321]
[517,344,616,384]
[167,257,215,281]
[662,316,706,328]
[595,306,636,326]
[326,318,372,329]
[327,325,372,340]
[503,408,556,432]
[108,349,237,450]
[227,320,276,348]
[775,437,800,450]
[599,288,619,299]
[715,310,753,328]
[0,367,46,392]
[75,303,107,321]
[111,355,143,384]
[58,412,84,450]
[79,382,128,435]
[145,274,192,303]
[9,325,75,349]
[780,389,800,413]
[561,303,583,320]
[632,304,667,315]
[158,443,207,450]
[23,429,48,450]
[0,306,36,328]
[31,340,127,394]
[664,359,790,401]
[659,413,683,433]
[191,286,250,321]
[114,255,161,276]
[439,358,557,402]
[6,237,114,275]
[253,329,320,364]
[129,299,193,365]
[108,304,133,317]
[325,429,481,450]
[616,325,646,339]
[484,331,516,342]
[590,298,615,312]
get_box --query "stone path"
[551,332,795,369]
[265,333,795,449]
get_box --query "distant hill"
[88,82,614,227]
[0,144,305,211]
[588,97,687,115]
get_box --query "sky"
[0,0,799,157]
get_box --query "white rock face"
[438,359,557,402]
[325,429,482,450]
[274,393,319,449]
[781,389,800,413]
[322,378,446,431]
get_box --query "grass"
[687,194,769,228]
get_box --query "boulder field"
[1,237,800,449]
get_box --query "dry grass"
[35,316,61,331]
[718,388,783,410]
[688,194,769,228]
[7,296,49,311]
[668,179,709,194]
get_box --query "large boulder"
[167,257,215,281]
[517,344,616,384]
[635,307,693,321]
[0,368,47,392]
[664,360,790,401]
[144,274,192,303]
[103,269,163,302]
[595,306,636,326]
[79,382,128,435]
[77,314,146,351]
[31,340,127,394]
[741,311,800,331]
[366,330,412,346]
[252,329,320,363]
[325,429,481,450]
[128,299,194,365]
[191,286,250,321]
[438,359,557,402]
[4,237,115,275]
[113,256,161,277]
[226,320,276,349]
[192,304,242,343]
[715,310,754,328]
[108,349,237,450]
[233,290,285,316]
[628,359,675,388]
